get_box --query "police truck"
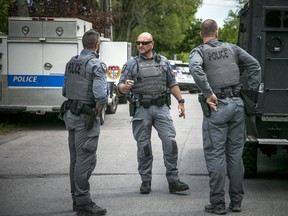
[238,0,288,177]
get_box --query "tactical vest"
[201,42,240,90]
[132,58,167,99]
[64,55,95,102]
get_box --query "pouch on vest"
[70,100,84,116]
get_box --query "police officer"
[189,19,261,214]
[61,29,107,216]
[118,32,189,195]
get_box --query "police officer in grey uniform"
[61,29,107,216]
[189,19,261,215]
[118,32,189,195]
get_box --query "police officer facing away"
[118,32,189,195]
[61,29,108,216]
[189,19,261,215]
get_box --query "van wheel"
[100,107,105,125]
[106,90,118,114]
[242,140,258,178]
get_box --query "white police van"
[0,17,128,123]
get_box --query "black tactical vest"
[132,58,167,99]
[64,55,95,102]
[201,42,240,90]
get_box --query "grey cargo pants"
[64,110,100,205]
[203,97,245,205]
[132,105,179,183]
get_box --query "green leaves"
[0,0,13,34]
[219,10,239,44]
[113,0,203,58]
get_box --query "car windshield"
[174,63,190,74]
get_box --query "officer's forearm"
[170,85,183,101]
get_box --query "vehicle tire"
[100,106,106,125]
[242,140,258,178]
[106,87,118,114]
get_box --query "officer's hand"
[206,94,218,111]
[178,104,185,119]
[96,103,105,117]
[125,79,134,90]
[118,80,134,94]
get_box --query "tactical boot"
[169,180,189,193]
[140,181,151,194]
[228,202,241,212]
[76,201,107,216]
[205,203,227,215]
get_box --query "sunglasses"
[136,41,152,45]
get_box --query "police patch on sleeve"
[189,50,197,59]
[100,62,107,72]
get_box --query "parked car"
[169,61,199,93]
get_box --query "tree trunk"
[17,0,29,17]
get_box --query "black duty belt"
[140,97,166,108]
[66,100,95,115]
[215,85,241,99]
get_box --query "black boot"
[76,201,107,215]
[169,180,189,193]
[140,181,151,194]
[205,203,227,215]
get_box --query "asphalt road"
[0,92,288,216]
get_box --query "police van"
[0,17,129,123]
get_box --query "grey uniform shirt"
[118,52,178,89]
[189,39,261,98]
[63,49,108,105]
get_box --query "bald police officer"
[61,29,107,216]
[189,19,261,215]
[118,32,189,195]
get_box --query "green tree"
[113,0,203,56]
[175,18,202,61]
[6,0,204,57]
[217,0,248,43]
[0,0,13,34]
[218,10,239,43]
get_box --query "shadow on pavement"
[0,112,65,131]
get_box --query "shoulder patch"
[101,62,107,72]
[189,47,203,59]
[189,50,197,59]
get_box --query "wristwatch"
[178,98,185,104]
